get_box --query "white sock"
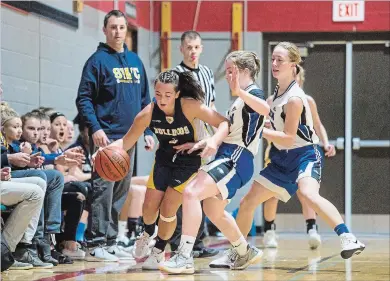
[118,221,127,237]
[179,235,196,258]
[231,236,248,256]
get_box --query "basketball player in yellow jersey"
[94,70,229,270]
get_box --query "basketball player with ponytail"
[261,64,336,251]
[94,70,229,270]
[230,42,365,263]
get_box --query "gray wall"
[39,0,74,14]
[1,5,106,120]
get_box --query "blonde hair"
[226,51,261,80]
[1,102,19,127]
[275,41,302,64]
[275,41,303,78]
[296,65,305,86]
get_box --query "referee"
[170,30,218,258]
[174,32,216,109]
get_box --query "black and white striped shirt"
[174,62,216,107]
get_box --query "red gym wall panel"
[247,1,390,32]
[84,1,114,13]
[135,1,390,32]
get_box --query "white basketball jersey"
[192,117,211,141]
[269,81,319,150]
[223,84,266,155]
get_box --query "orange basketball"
[95,146,130,182]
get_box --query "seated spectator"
[47,112,90,260]
[1,167,52,269]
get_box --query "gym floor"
[2,234,389,281]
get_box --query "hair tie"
[50,112,65,123]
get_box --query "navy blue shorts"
[255,144,322,202]
[201,143,254,200]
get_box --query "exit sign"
[333,0,365,22]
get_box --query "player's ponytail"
[295,64,305,87]
[251,52,261,79]
[154,70,205,102]
[177,71,205,102]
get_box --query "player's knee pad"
[159,213,177,223]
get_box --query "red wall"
[85,1,114,13]
[85,1,137,27]
[247,1,390,32]
[87,1,390,32]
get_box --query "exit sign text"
[333,0,365,22]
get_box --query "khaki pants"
[1,177,45,251]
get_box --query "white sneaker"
[340,233,365,259]
[125,237,155,253]
[106,244,136,264]
[117,235,130,245]
[159,252,195,274]
[133,232,153,259]
[230,245,263,270]
[62,248,86,260]
[142,248,165,270]
[9,260,33,270]
[117,235,136,250]
[209,248,232,269]
[308,229,322,250]
[85,247,119,262]
[263,230,278,248]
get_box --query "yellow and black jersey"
[149,99,201,167]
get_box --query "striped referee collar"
[180,61,200,72]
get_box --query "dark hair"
[49,112,66,123]
[180,30,201,44]
[104,10,128,28]
[32,106,56,117]
[154,70,205,102]
[30,110,49,121]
